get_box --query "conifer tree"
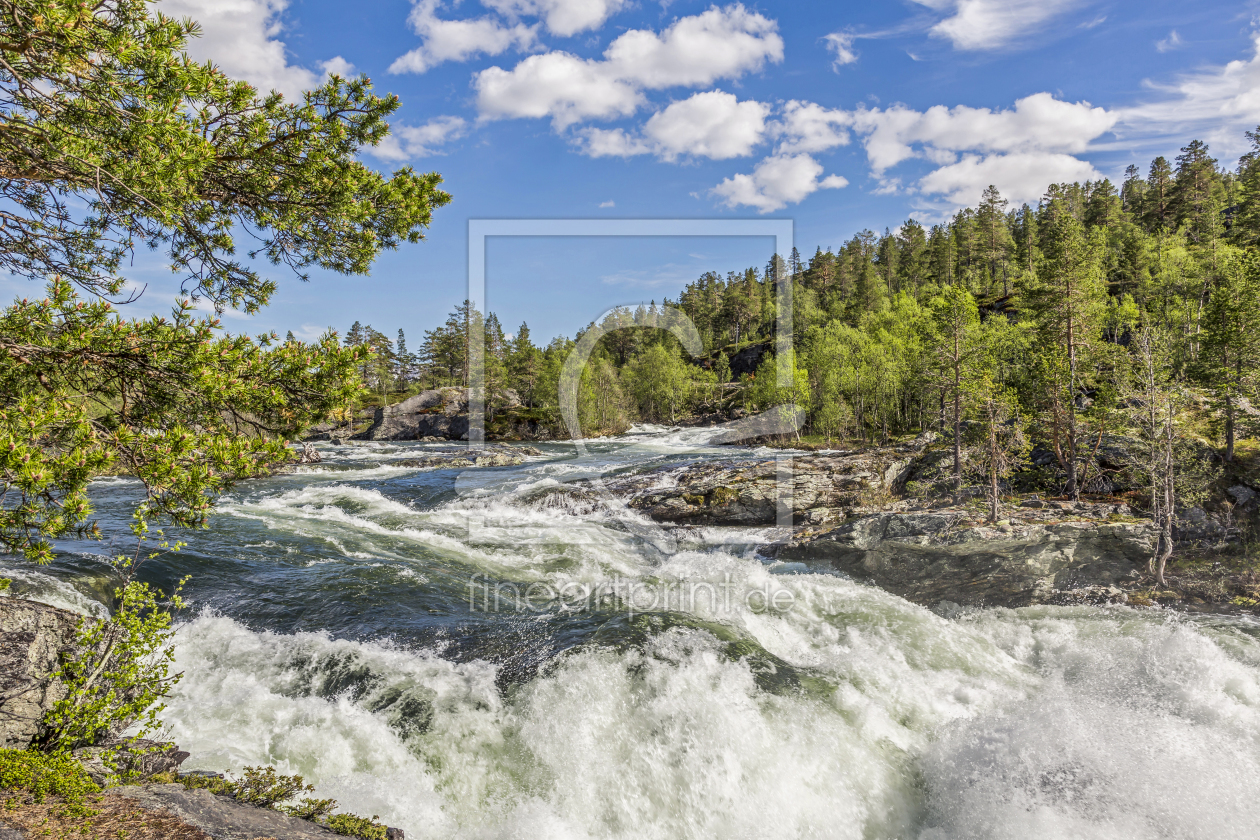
[1019,203,1108,499]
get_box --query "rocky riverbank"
[544,428,1260,613]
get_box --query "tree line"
[345,131,1260,561]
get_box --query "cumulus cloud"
[917,152,1101,205]
[483,0,628,37]
[711,154,848,213]
[772,100,853,154]
[370,116,469,161]
[475,4,782,126]
[823,32,858,69]
[579,126,653,157]
[582,91,769,160]
[163,0,328,98]
[389,0,537,74]
[602,4,783,89]
[849,92,1116,172]
[476,53,644,128]
[911,0,1083,51]
[319,56,356,78]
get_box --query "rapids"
[13,428,1260,839]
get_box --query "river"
[15,427,1260,839]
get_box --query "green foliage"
[3,0,448,564]
[0,749,99,804]
[283,796,340,821]
[1,0,449,313]
[624,343,693,423]
[40,576,186,754]
[179,772,238,797]
[0,280,363,563]
[179,766,376,832]
[327,812,389,840]
[231,765,316,808]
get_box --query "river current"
[11,426,1260,839]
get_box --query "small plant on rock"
[327,812,389,840]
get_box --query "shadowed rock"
[778,512,1156,608]
[0,599,83,748]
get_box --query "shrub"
[0,748,100,819]
[232,765,315,808]
[283,796,339,820]
[179,764,385,837]
[40,577,187,769]
[0,749,99,804]
[327,812,388,840]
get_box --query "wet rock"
[392,445,543,470]
[0,599,87,748]
[778,512,1157,608]
[1050,585,1130,606]
[604,448,917,526]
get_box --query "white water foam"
[164,596,1260,839]
[158,428,1260,838]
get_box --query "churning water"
[16,429,1260,838]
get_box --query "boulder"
[778,512,1156,608]
[604,448,917,526]
[392,445,543,470]
[0,598,85,748]
[364,388,470,441]
[1228,485,1257,508]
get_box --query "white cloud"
[602,4,783,89]
[474,4,782,126]
[319,56,356,78]
[711,154,847,213]
[476,53,644,128]
[772,100,853,154]
[1156,30,1182,53]
[580,126,653,157]
[578,91,769,160]
[162,0,320,98]
[599,200,616,208]
[850,92,1116,172]
[824,32,857,69]
[1117,33,1260,155]
[643,92,770,160]
[370,116,469,161]
[912,0,1083,51]
[917,152,1101,205]
[483,0,628,37]
[389,0,537,74]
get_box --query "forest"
[340,131,1260,520]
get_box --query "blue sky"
[19,0,1260,344]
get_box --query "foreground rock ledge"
[113,783,343,839]
[778,511,1157,608]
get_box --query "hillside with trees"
[347,132,1260,552]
